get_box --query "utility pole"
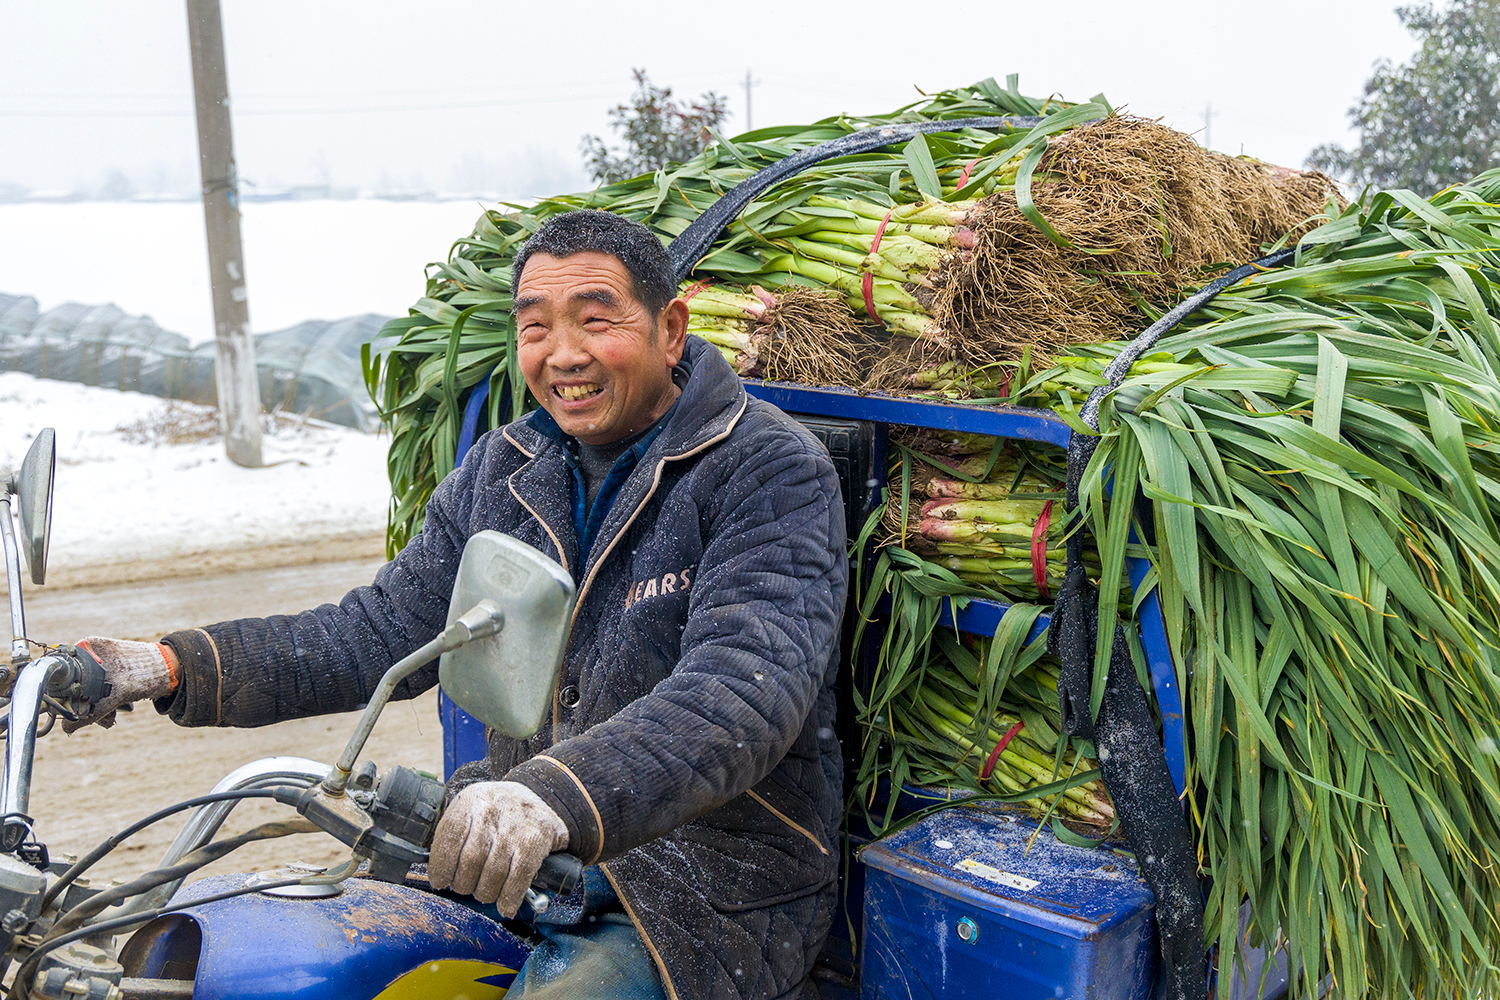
[1203,103,1214,151]
[743,69,758,132]
[185,0,262,468]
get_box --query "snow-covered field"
[0,200,509,581]
[0,371,390,585]
[0,199,488,581]
[0,199,492,343]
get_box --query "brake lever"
[38,693,74,724]
[0,648,93,740]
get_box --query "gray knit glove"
[428,780,569,915]
[63,637,178,733]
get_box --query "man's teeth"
[557,384,602,401]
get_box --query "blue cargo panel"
[440,690,488,780]
[860,803,1154,1000]
[741,381,1187,796]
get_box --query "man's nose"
[546,325,592,370]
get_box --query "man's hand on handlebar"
[428,780,568,916]
[63,637,179,732]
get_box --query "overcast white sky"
[1,1,1417,198]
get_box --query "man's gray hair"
[512,210,676,313]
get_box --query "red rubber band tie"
[979,721,1025,780]
[861,209,895,326]
[955,157,982,191]
[681,279,713,303]
[1031,499,1054,598]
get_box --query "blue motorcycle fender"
[119,874,532,999]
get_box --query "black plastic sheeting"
[0,292,386,430]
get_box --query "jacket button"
[558,685,581,709]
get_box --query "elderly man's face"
[515,252,687,445]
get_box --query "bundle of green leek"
[364,78,1334,551]
[884,431,1076,598]
[860,172,1500,999]
[679,280,870,385]
[856,601,1116,831]
[670,109,1335,387]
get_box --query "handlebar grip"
[532,852,583,896]
[69,646,110,703]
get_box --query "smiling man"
[514,247,684,445]
[71,210,849,1000]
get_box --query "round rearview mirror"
[440,532,575,738]
[16,429,54,586]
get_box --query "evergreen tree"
[1309,0,1500,193]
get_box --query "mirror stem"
[0,498,29,667]
[322,600,505,796]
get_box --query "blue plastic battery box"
[859,802,1155,1000]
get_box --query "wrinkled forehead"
[513,251,641,312]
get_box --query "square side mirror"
[440,531,575,739]
[15,429,54,586]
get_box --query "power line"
[1,86,567,101]
[0,73,738,107]
[0,75,759,120]
[0,91,629,119]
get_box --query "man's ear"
[660,297,689,366]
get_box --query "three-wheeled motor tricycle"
[0,115,1301,999]
[0,387,1283,1000]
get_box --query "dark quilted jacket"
[158,336,849,1000]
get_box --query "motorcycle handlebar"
[533,852,583,897]
[0,646,115,851]
[0,651,77,847]
[62,644,109,707]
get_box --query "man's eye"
[583,316,610,326]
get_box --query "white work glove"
[63,637,178,733]
[428,780,569,915]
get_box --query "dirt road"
[17,556,445,887]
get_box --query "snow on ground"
[0,199,483,582]
[0,371,390,582]
[0,199,493,343]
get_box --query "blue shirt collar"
[528,396,680,562]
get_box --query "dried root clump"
[863,336,958,393]
[756,286,885,387]
[934,116,1342,367]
